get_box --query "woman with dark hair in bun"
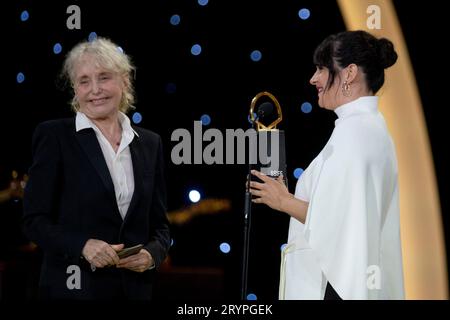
[250,30,404,300]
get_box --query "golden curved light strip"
[337,0,448,299]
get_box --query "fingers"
[117,251,151,273]
[117,254,140,266]
[252,197,264,204]
[111,244,125,251]
[106,243,124,265]
[249,180,266,200]
[251,170,271,182]
[92,254,111,268]
[83,239,121,267]
[276,175,287,188]
[277,175,284,184]
[91,257,104,268]
[249,188,263,197]
[249,172,268,200]
[92,249,116,267]
[104,246,121,265]
[247,178,264,192]
[249,181,265,190]
[125,265,147,272]
[96,243,120,266]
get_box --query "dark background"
[0,0,447,300]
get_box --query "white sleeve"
[294,159,316,202]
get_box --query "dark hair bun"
[377,38,398,69]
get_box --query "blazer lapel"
[123,136,144,224]
[75,129,117,205]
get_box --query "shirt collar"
[75,111,139,138]
[334,96,379,120]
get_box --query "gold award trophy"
[248,91,286,179]
[249,91,282,131]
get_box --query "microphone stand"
[241,114,257,300]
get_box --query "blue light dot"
[247,112,258,124]
[20,10,29,22]
[250,50,262,62]
[166,82,177,94]
[247,293,257,300]
[132,112,142,124]
[117,46,124,54]
[280,243,287,251]
[200,114,211,126]
[171,239,175,246]
[219,242,231,254]
[293,168,304,179]
[170,14,181,26]
[301,102,313,113]
[198,0,209,6]
[191,44,202,56]
[16,72,25,84]
[88,32,97,42]
[189,190,201,203]
[298,8,311,20]
[53,43,62,54]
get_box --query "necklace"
[92,118,122,149]
[100,129,121,147]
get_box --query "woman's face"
[309,66,344,110]
[73,54,125,119]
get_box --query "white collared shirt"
[76,111,139,219]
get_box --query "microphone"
[256,102,274,119]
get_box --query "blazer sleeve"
[143,136,171,269]
[23,122,90,262]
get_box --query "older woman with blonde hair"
[23,37,170,300]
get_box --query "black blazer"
[23,118,170,300]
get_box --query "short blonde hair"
[62,37,136,113]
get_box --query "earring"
[342,81,351,97]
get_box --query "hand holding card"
[117,244,144,259]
